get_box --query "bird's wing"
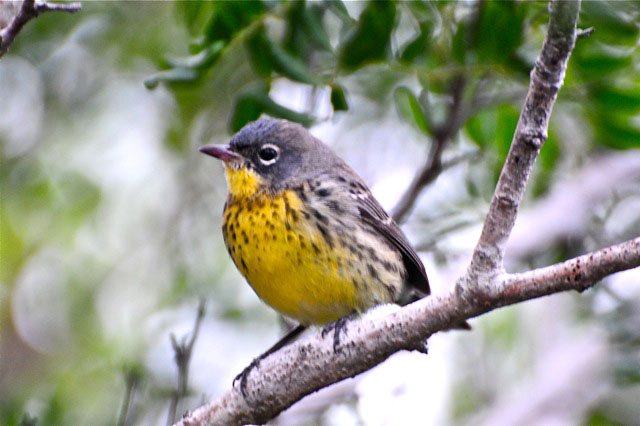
[354,186,430,296]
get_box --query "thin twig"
[117,368,142,426]
[392,74,468,223]
[576,27,595,40]
[441,149,481,170]
[167,300,207,426]
[391,0,490,224]
[415,218,479,252]
[0,0,81,58]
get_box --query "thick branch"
[462,0,579,283]
[177,238,639,426]
[0,0,81,58]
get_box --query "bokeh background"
[1,1,639,425]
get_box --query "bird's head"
[200,118,336,197]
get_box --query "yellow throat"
[224,164,265,199]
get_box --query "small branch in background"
[576,27,595,40]
[415,218,479,252]
[392,74,468,223]
[167,300,207,426]
[19,413,37,426]
[441,149,481,170]
[117,367,142,426]
[0,0,81,58]
[391,0,491,225]
[469,87,528,115]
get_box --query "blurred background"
[1,1,639,425]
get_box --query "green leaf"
[330,84,349,111]
[204,0,265,43]
[405,0,433,22]
[230,83,314,132]
[269,41,324,85]
[230,94,264,133]
[591,84,640,113]
[245,28,275,78]
[465,109,498,148]
[304,4,332,51]
[592,114,640,150]
[394,86,430,135]
[163,41,225,70]
[495,105,519,160]
[539,129,560,172]
[143,67,199,90]
[399,22,431,64]
[176,1,215,36]
[325,0,354,26]
[581,1,640,47]
[572,45,633,80]
[246,28,324,85]
[451,13,471,65]
[285,2,332,53]
[493,105,520,182]
[338,1,396,71]
[474,1,526,65]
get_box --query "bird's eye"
[258,144,279,165]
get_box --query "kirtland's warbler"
[200,118,436,393]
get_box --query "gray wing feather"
[355,192,430,296]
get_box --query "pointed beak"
[199,144,243,162]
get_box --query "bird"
[200,117,447,395]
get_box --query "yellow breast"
[223,192,354,325]
[221,166,403,325]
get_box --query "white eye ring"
[258,143,280,166]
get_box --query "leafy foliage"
[148,0,638,183]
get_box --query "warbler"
[200,118,435,393]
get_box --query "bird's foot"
[321,312,357,353]
[232,357,262,398]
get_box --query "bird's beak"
[199,144,243,163]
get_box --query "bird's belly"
[223,190,403,325]
[243,247,359,325]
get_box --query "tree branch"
[174,1,638,425]
[0,0,81,58]
[168,301,206,426]
[500,238,640,303]
[459,0,580,287]
[178,238,639,426]
[391,74,467,223]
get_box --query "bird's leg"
[321,312,358,353]
[233,324,306,398]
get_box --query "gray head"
[200,118,342,189]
